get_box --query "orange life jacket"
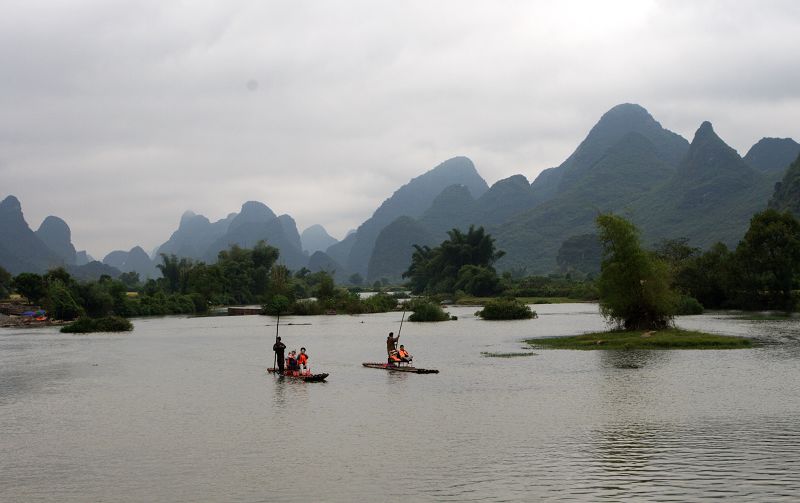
[298,353,308,365]
[398,349,409,358]
[389,352,401,362]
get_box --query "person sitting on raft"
[297,347,309,373]
[387,349,402,366]
[397,345,412,363]
[286,350,299,373]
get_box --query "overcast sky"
[1,0,799,258]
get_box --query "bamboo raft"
[267,368,329,382]
[362,362,439,374]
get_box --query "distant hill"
[327,156,489,277]
[300,224,338,254]
[0,195,63,274]
[367,216,436,283]
[157,210,235,260]
[307,251,347,283]
[203,202,308,269]
[633,121,771,249]
[105,246,158,279]
[75,250,94,266]
[744,138,800,174]
[494,127,680,271]
[4,104,797,280]
[530,103,689,204]
[35,216,77,265]
[769,153,800,216]
[66,261,121,281]
[103,250,130,269]
[366,105,784,276]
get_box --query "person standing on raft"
[386,332,399,356]
[273,336,286,373]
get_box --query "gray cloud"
[1,0,798,257]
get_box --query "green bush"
[476,298,537,320]
[362,293,397,313]
[675,295,704,315]
[61,316,133,333]
[408,300,450,322]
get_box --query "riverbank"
[526,328,752,350]
[0,313,66,328]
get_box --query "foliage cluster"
[662,209,800,311]
[403,225,504,295]
[475,298,537,320]
[10,268,205,320]
[60,316,133,333]
[407,298,451,322]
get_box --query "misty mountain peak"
[37,215,71,238]
[597,103,655,126]
[744,137,800,173]
[178,210,210,230]
[696,121,715,137]
[301,224,338,254]
[1,195,22,213]
[228,201,277,232]
[239,201,276,220]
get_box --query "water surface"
[2,304,799,501]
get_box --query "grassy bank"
[526,328,752,350]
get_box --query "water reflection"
[599,349,665,370]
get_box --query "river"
[2,303,800,501]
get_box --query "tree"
[596,213,677,330]
[157,254,194,294]
[12,273,46,304]
[0,266,11,299]
[403,226,504,294]
[118,271,140,289]
[348,273,364,286]
[677,242,734,309]
[454,265,500,296]
[734,209,800,310]
[312,271,336,301]
[45,280,84,320]
[264,294,290,316]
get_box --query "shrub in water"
[408,300,450,322]
[476,298,536,320]
[61,316,133,333]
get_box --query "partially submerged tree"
[596,213,677,330]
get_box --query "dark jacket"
[273,341,286,356]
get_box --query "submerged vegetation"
[527,329,752,350]
[480,351,537,358]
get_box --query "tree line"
[1,241,399,320]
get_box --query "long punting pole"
[396,307,406,344]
